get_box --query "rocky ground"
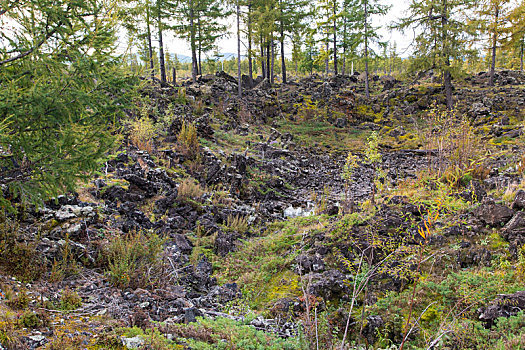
[0,69,524,349]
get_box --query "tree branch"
[0,24,61,66]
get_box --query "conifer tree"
[344,0,389,97]
[397,0,475,109]
[0,0,137,210]
[474,0,511,86]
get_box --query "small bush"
[49,236,79,283]
[6,290,29,310]
[105,231,166,289]
[60,288,82,311]
[129,116,157,153]
[17,311,40,329]
[177,178,205,201]
[177,121,199,159]
[0,219,45,282]
[225,214,249,233]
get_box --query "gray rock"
[474,198,514,227]
[121,336,144,349]
[512,190,525,210]
[479,290,525,327]
[502,211,525,244]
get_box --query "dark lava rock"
[214,231,238,256]
[362,315,384,345]
[295,254,325,274]
[459,180,486,203]
[172,234,193,254]
[307,269,349,301]
[502,211,525,245]
[334,118,347,128]
[184,307,202,323]
[474,198,514,227]
[512,190,525,210]
[479,290,525,327]
[456,246,492,268]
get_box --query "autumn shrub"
[129,115,157,153]
[0,218,45,282]
[421,104,483,178]
[177,178,205,201]
[177,120,199,159]
[6,290,29,310]
[105,231,166,289]
[60,288,82,311]
[225,214,249,233]
[0,309,20,348]
[49,235,80,283]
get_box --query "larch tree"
[277,0,310,83]
[474,0,512,86]
[505,0,525,71]
[397,0,475,109]
[120,0,156,79]
[348,0,389,97]
[0,0,137,210]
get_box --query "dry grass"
[177,121,199,159]
[129,116,157,153]
[225,214,249,233]
[177,178,205,201]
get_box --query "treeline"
[122,0,525,98]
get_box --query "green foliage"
[60,288,82,311]
[0,0,138,210]
[17,311,40,329]
[0,218,45,282]
[177,121,200,159]
[170,317,307,349]
[105,231,166,289]
[6,290,30,310]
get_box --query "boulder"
[474,198,514,227]
[512,190,525,210]
[479,290,525,327]
[502,211,525,244]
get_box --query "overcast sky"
[119,0,413,58]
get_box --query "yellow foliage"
[177,121,200,159]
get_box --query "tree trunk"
[157,0,166,83]
[261,39,266,79]
[364,0,370,98]
[270,40,275,84]
[325,38,329,77]
[146,2,154,80]
[198,19,202,76]
[280,18,287,84]
[247,2,253,83]
[237,1,242,97]
[266,43,271,82]
[333,1,338,75]
[520,37,525,72]
[189,0,197,83]
[342,16,347,75]
[489,7,499,86]
[442,0,453,110]
[172,66,176,84]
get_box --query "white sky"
[119,0,413,59]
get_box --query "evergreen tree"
[474,0,512,86]
[0,0,137,210]
[505,0,525,71]
[345,0,389,97]
[120,0,156,79]
[397,0,475,109]
[277,0,310,83]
